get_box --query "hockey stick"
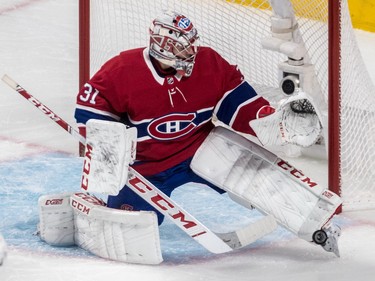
[2,74,277,254]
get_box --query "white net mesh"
[86,0,375,210]
[338,0,375,210]
[89,0,282,94]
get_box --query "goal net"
[79,0,375,211]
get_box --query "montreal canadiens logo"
[148,113,197,140]
[178,17,191,29]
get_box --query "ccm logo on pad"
[45,199,63,205]
[277,160,318,188]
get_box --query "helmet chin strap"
[154,56,194,77]
[175,61,194,77]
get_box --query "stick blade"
[2,74,19,89]
[216,215,277,250]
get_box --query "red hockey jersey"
[75,46,269,176]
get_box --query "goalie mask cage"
[79,0,375,211]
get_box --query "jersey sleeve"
[213,53,270,137]
[74,56,126,128]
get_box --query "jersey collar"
[143,48,183,85]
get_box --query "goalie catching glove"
[250,91,322,148]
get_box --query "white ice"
[1,1,375,281]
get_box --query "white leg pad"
[38,193,75,246]
[191,127,342,242]
[71,193,163,265]
[38,192,163,264]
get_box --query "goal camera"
[280,75,300,95]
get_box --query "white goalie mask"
[149,11,199,77]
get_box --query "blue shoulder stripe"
[74,108,118,124]
[215,82,258,125]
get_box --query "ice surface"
[0,1,375,281]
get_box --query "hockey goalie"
[37,11,341,264]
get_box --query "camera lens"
[280,75,299,95]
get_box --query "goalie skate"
[313,223,341,257]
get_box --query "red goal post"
[79,0,90,92]
[79,0,375,211]
[328,0,341,212]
